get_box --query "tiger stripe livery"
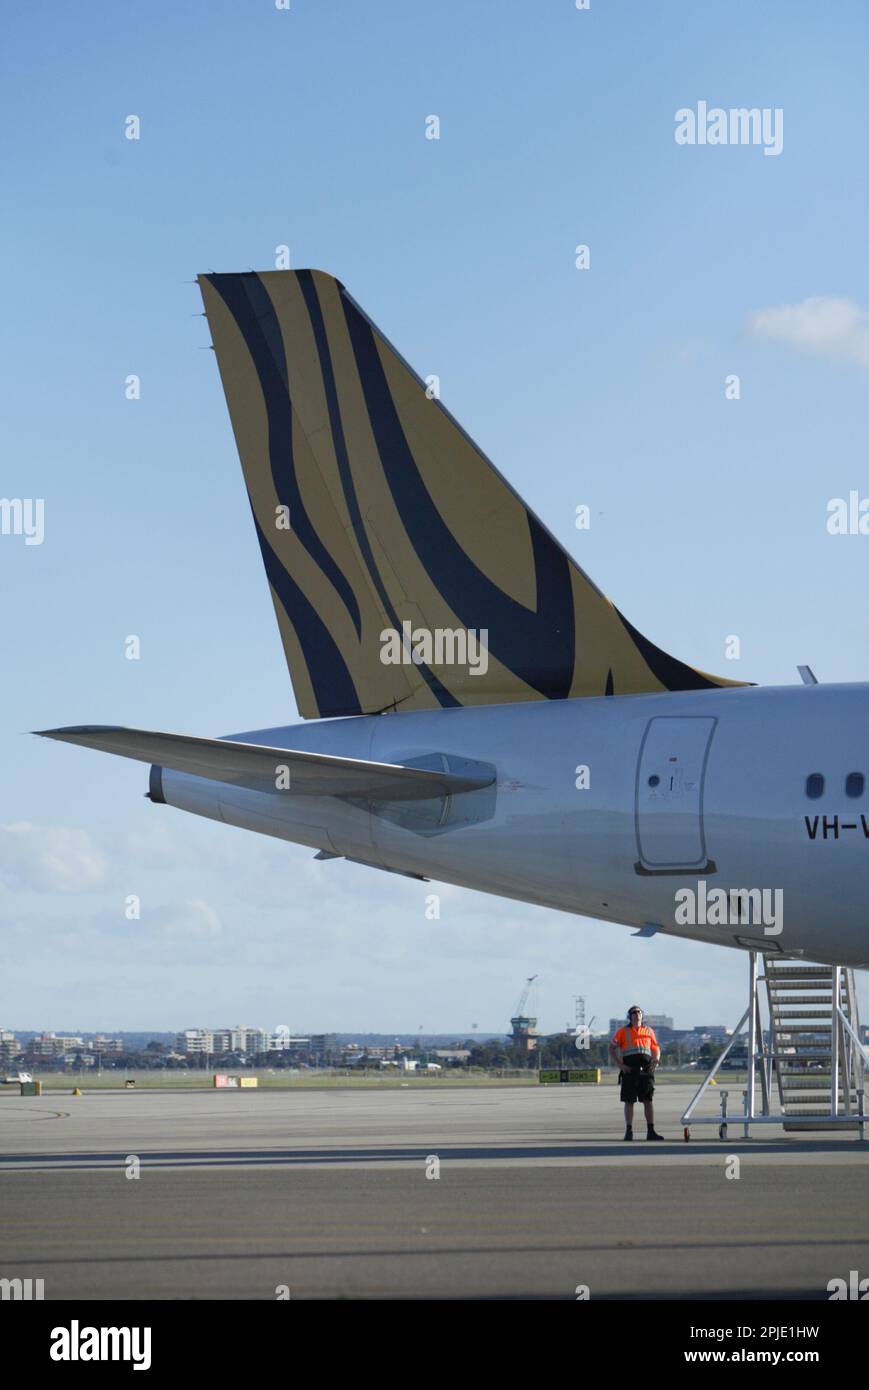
[200,269,746,718]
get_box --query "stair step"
[771,1010,836,1019]
[769,986,836,993]
[767,1054,831,1060]
[779,1072,838,1078]
[771,994,843,1003]
[771,1000,836,1007]
[784,1106,856,1117]
[771,996,837,1003]
[783,1054,860,1061]
[783,1093,858,1099]
[767,974,834,982]
[783,1121,863,1131]
[765,965,836,975]
[780,1077,843,1085]
[781,1083,857,1092]
[773,1025,832,1034]
[768,985,839,995]
[781,1093,858,1102]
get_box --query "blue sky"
[2,0,869,1033]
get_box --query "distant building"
[0,1030,21,1064]
[269,1031,310,1052]
[176,1029,214,1055]
[25,1034,85,1059]
[210,1027,264,1054]
[91,1036,123,1054]
[340,1042,401,1064]
[175,1026,271,1056]
[681,1029,736,1050]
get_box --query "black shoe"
[646,1129,664,1141]
[624,1127,633,1141]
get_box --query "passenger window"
[846,772,865,798]
[805,774,824,799]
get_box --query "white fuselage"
[159,683,869,967]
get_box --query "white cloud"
[0,822,107,892]
[148,897,223,949]
[185,898,222,937]
[747,296,869,370]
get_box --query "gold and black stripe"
[200,269,748,719]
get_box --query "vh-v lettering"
[804,814,869,842]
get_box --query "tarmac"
[1,1082,867,1299]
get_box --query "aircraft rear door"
[635,716,717,874]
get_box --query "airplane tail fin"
[199,269,747,717]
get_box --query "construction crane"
[511,975,539,1051]
[515,975,537,1016]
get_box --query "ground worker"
[609,1005,664,1141]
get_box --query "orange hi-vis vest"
[612,1024,660,1060]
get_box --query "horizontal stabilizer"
[34,726,495,801]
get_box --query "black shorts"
[619,1067,654,1104]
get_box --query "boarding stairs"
[764,959,863,1130]
[681,951,869,1139]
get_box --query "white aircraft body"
[39,271,868,969]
